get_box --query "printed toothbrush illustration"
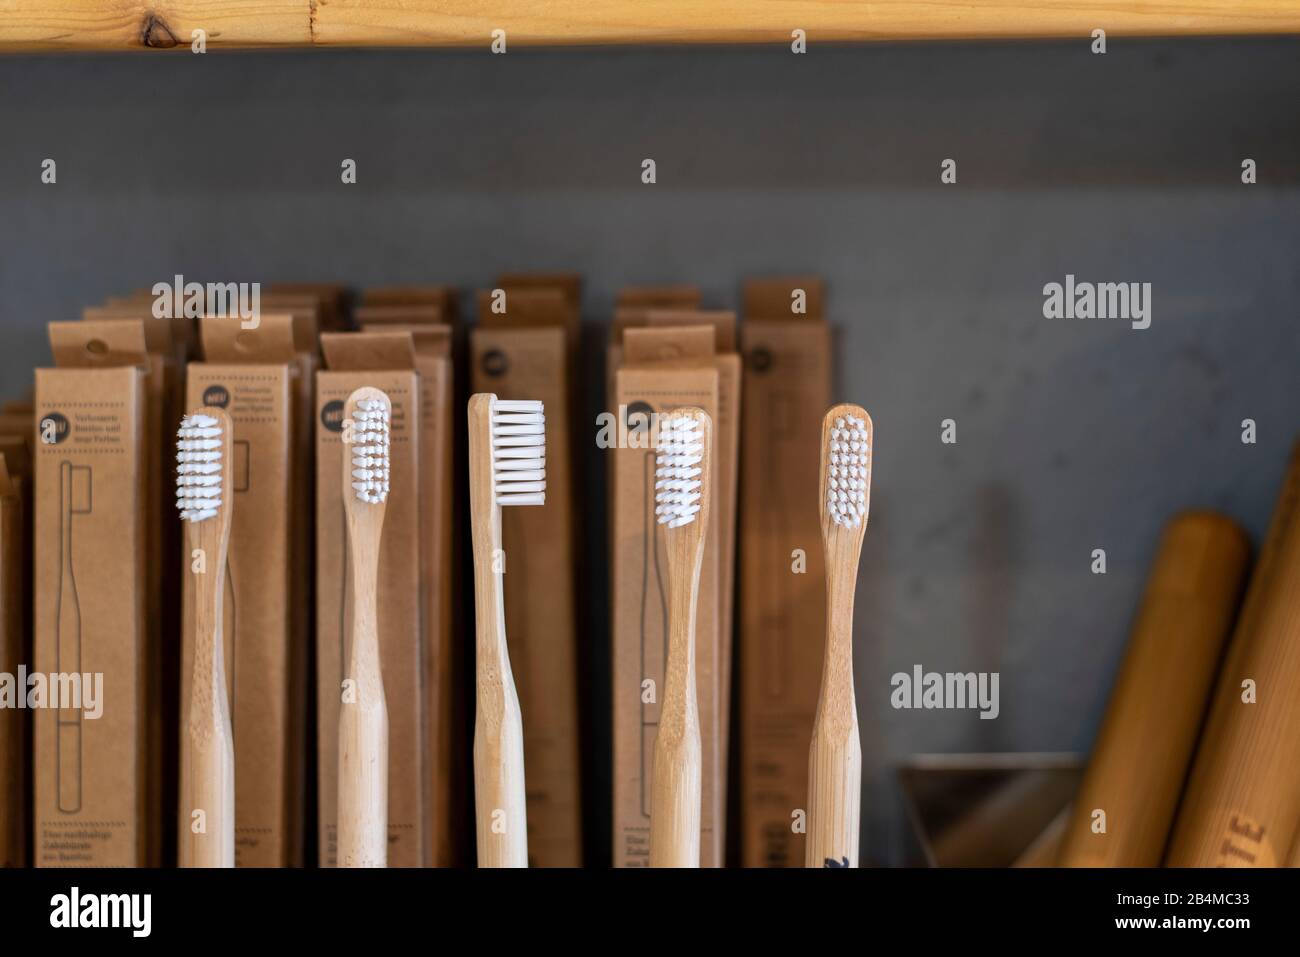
[640,441,668,820]
[177,408,236,867]
[761,390,795,700]
[649,408,712,868]
[337,388,391,868]
[223,439,248,731]
[56,461,91,815]
[806,405,872,868]
[468,393,546,868]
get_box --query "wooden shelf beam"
[1,1,1298,53]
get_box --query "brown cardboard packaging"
[0,449,28,866]
[363,286,458,321]
[168,297,323,866]
[617,286,703,309]
[177,315,305,866]
[81,307,183,865]
[98,295,196,363]
[244,303,322,868]
[736,277,831,867]
[267,284,352,332]
[606,288,705,572]
[356,316,458,867]
[361,286,468,866]
[636,310,741,832]
[610,324,739,866]
[471,295,582,867]
[49,320,166,866]
[607,287,703,408]
[33,358,149,866]
[356,304,445,329]
[316,332,426,867]
[499,273,582,305]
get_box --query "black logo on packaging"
[321,399,345,433]
[481,349,509,378]
[203,385,231,409]
[39,412,70,445]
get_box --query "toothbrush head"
[821,404,873,535]
[176,410,227,523]
[348,391,391,505]
[655,407,712,535]
[490,398,546,507]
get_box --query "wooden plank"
[0,2,1297,52]
[313,0,1300,45]
[0,1,310,52]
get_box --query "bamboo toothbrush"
[468,393,546,868]
[649,407,712,868]
[806,404,872,868]
[337,388,391,868]
[177,408,235,868]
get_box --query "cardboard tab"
[623,325,716,365]
[49,320,149,369]
[354,305,445,328]
[320,331,418,372]
[199,314,299,364]
[742,277,825,321]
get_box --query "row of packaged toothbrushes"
[0,277,850,868]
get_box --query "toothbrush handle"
[473,669,529,867]
[187,542,236,868]
[650,541,703,868]
[471,529,528,867]
[806,564,861,868]
[338,530,388,868]
[337,676,388,867]
[187,699,236,868]
[806,699,861,868]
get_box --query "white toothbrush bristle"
[351,398,391,504]
[827,413,870,529]
[655,415,704,529]
[492,399,546,506]
[176,413,222,523]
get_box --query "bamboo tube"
[1013,806,1070,868]
[1167,445,1300,866]
[1058,511,1248,866]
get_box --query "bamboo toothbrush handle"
[806,567,862,868]
[471,544,529,867]
[338,531,388,868]
[650,574,702,868]
[188,533,235,869]
[650,540,704,868]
